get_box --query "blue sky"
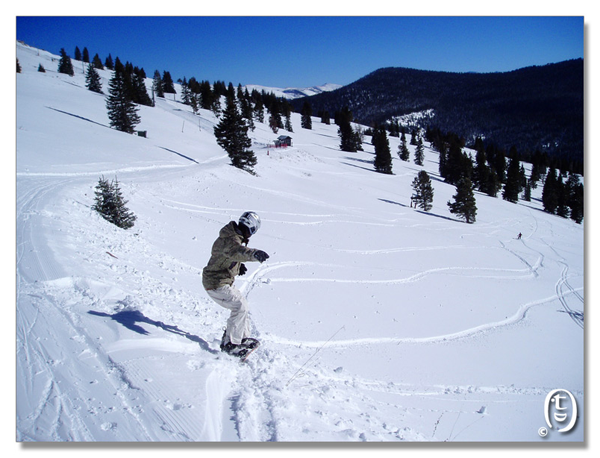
[16,16,583,88]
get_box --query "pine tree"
[556,175,569,217]
[92,53,104,70]
[530,153,544,189]
[448,177,477,223]
[190,93,200,115]
[438,141,448,178]
[17,59,22,73]
[502,149,521,203]
[93,176,136,229]
[120,61,135,103]
[301,101,313,130]
[492,148,507,183]
[82,47,90,63]
[411,170,434,211]
[106,59,141,133]
[152,70,164,98]
[213,80,227,98]
[240,88,255,131]
[398,130,410,161]
[131,67,152,106]
[104,54,114,70]
[268,98,283,131]
[58,48,74,76]
[542,168,559,214]
[410,129,418,145]
[572,184,584,224]
[252,90,264,123]
[74,46,82,61]
[162,71,176,94]
[472,138,488,191]
[198,80,217,113]
[268,112,279,134]
[486,168,501,197]
[373,126,393,174]
[37,64,45,73]
[568,179,584,224]
[523,181,532,202]
[214,95,257,174]
[180,78,191,105]
[519,165,527,193]
[414,135,425,166]
[211,94,222,118]
[444,138,472,185]
[85,63,103,93]
[337,106,357,152]
[226,82,236,100]
[111,177,137,229]
[285,115,293,132]
[236,84,244,103]
[283,101,293,132]
[474,150,490,193]
[92,176,113,219]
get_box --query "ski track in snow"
[241,258,581,349]
[18,177,582,441]
[16,171,584,442]
[19,172,577,442]
[263,288,583,348]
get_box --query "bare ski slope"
[16,41,584,442]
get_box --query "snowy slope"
[16,41,584,442]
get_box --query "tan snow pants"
[205,285,250,345]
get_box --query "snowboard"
[240,344,259,363]
[239,338,260,362]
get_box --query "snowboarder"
[202,211,269,358]
[517,232,522,240]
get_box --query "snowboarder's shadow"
[88,309,219,354]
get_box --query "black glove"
[239,263,247,276]
[253,250,269,263]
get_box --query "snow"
[15,41,584,443]
[244,83,342,99]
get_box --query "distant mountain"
[245,83,342,100]
[292,60,584,163]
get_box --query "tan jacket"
[202,222,259,291]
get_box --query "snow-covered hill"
[245,83,342,99]
[16,41,584,442]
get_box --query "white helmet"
[239,211,261,235]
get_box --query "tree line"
[39,46,584,224]
[49,45,299,169]
[426,127,584,224]
[329,103,583,224]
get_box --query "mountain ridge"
[244,83,342,100]
[291,59,584,164]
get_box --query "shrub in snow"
[93,176,137,229]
